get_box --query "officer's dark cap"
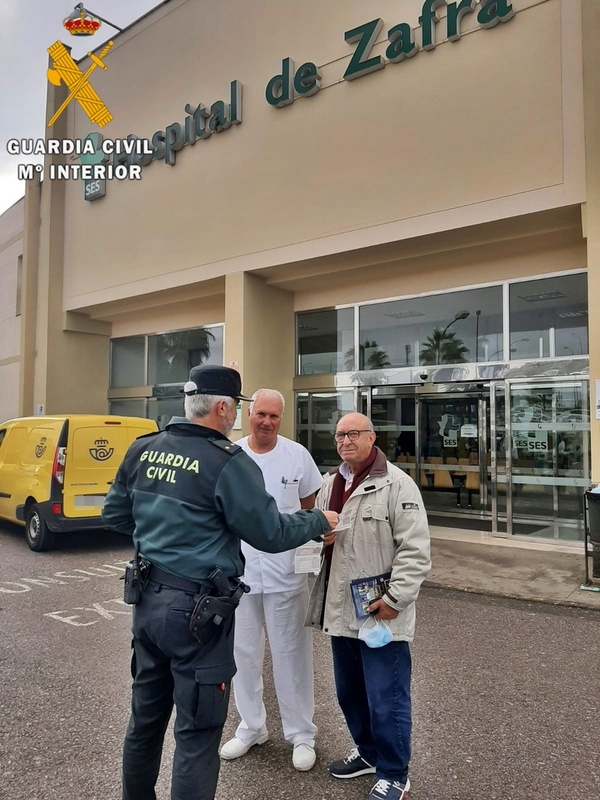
[183,365,251,401]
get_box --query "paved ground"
[427,527,600,610]
[1,522,599,800]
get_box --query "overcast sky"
[0,0,162,216]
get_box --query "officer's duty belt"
[147,564,210,593]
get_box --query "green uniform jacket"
[102,417,330,581]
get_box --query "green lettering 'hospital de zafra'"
[2,0,600,548]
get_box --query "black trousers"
[122,577,236,800]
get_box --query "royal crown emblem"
[35,437,47,459]
[63,6,101,37]
[89,438,114,461]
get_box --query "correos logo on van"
[35,437,47,458]
[89,438,114,462]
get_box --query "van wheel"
[25,505,55,552]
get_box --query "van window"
[0,429,6,449]
[22,428,59,465]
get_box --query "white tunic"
[238,435,323,594]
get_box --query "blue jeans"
[122,578,236,800]
[331,636,412,783]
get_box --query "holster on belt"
[121,543,150,605]
[189,566,250,644]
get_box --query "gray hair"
[185,393,235,419]
[249,388,285,414]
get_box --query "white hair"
[185,393,235,420]
[249,388,285,414]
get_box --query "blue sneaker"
[368,777,411,800]
[329,748,376,778]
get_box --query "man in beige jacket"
[306,413,430,800]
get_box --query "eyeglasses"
[333,429,373,443]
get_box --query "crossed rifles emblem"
[47,40,113,128]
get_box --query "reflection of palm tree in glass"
[420,330,469,365]
[344,340,391,370]
[420,311,470,365]
[188,329,216,367]
[161,328,215,380]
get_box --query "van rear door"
[125,418,159,442]
[63,418,130,518]
[62,417,157,519]
[20,422,64,510]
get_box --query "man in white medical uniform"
[219,388,323,771]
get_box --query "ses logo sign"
[513,431,549,452]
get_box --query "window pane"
[148,326,223,386]
[371,391,416,463]
[295,391,354,472]
[297,308,354,374]
[359,287,503,368]
[111,337,145,388]
[148,396,186,430]
[109,399,146,418]
[308,391,354,470]
[297,394,308,427]
[509,274,588,359]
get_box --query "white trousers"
[232,586,317,747]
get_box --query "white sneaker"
[219,730,269,760]
[292,743,316,771]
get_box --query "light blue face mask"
[358,617,393,648]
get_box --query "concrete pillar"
[19,176,41,416]
[224,272,295,438]
[583,1,600,482]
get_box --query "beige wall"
[292,209,586,310]
[0,197,24,423]
[11,0,592,440]
[0,362,20,422]
[60,0,583,315]
[110,295,225,339]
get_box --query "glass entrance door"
[507,381,590,540]
[418,392,489,517]
[297,381,590,540]
[366,386,500,526]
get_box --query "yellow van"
[0,415,158,551]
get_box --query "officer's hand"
[323,529,336,547]
[322,510,339,531]
[367,598,399,621]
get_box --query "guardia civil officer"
[102,365,339,800]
